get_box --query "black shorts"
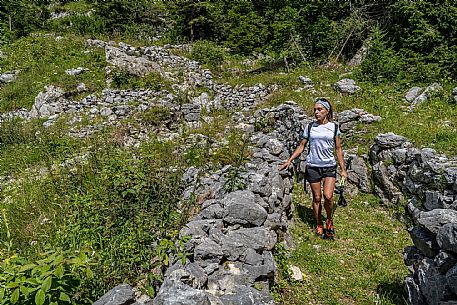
[305,165,337,183]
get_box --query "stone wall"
[369,133,457,305]
[152,102,308,305]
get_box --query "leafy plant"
[223,167,246,193]
[0,249,94,305]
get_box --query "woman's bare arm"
[335,136,348,178]
[278,138,308,170]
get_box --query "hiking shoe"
[316,225,325,238]
[325,219,335,240]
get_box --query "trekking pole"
[331,156,353,217]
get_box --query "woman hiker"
[279,98,348,239]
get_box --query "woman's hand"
[340,169,348,179]
[278,160,291,171]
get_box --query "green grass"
[276,189,410,305]
[219,62,457,156]
[0,34,106,112]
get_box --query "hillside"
[1,1,457,305]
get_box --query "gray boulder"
[65,67,87,75]
[346,154,370,193]
[153,279,211,305]
[106,46,165,77]
[219,285,275,305]
[0,70,19,84]
[434,251,457,274]
[222,190,268,226]
[166,262,208,289]
[417,209,457,234]
[409,226,439,257]
[405,276,425,305]
[410,83,442,108]
[333,78,361,94]
[437,223,457,254]
[417,259,449,305]
[374,133,409,149]
[30,85,66,118]
[446,265,457,296]
[194,238,224,264]
[405,87,423,103]
[93,284,135,305]
[223,227,277,252]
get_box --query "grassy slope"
[0,19,455,302]
[277,189,410,305]
[217,64,457,156]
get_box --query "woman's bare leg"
[323,177,336,220]
[309,181,323,225]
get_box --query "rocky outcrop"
[106,45,166,77]
[336,108,381,134]
[347,38,372,67]
[333,78,361,94]
[30,85,67,118]
[404,83,442,110]
[1,40,274,133]
[370,132,457,304]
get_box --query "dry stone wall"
[152,102,308,305]
[369,133,457,305]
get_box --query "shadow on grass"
[376,279,408,305]
[296,204,316,228]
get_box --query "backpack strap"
[306,121,313,145]
[333,122,339,143]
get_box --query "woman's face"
[314,103,328,121]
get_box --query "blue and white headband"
[316,99,330,111]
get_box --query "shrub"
[355,28,406,83]
[190,40,225,67]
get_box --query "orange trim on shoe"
[316,225,325,238]
[325,219,335,239]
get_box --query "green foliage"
[189,40,225,67]
[110,69,168,91]
[0,1,49,42]
[278,190,410,304]
[89,0,165,39]
[253,115,276,133]
[270,243,292,301]
[137,106,173,127]
[356,0,457,83]
[223,167,246,193]
[212,132,251,167]
[0,118,79,176]
[46,13,107,37]
[154,235,191,270]
[0,131,199,299]
[223,3,268,54]
[0,249,94,305]
[356,28,406,83]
